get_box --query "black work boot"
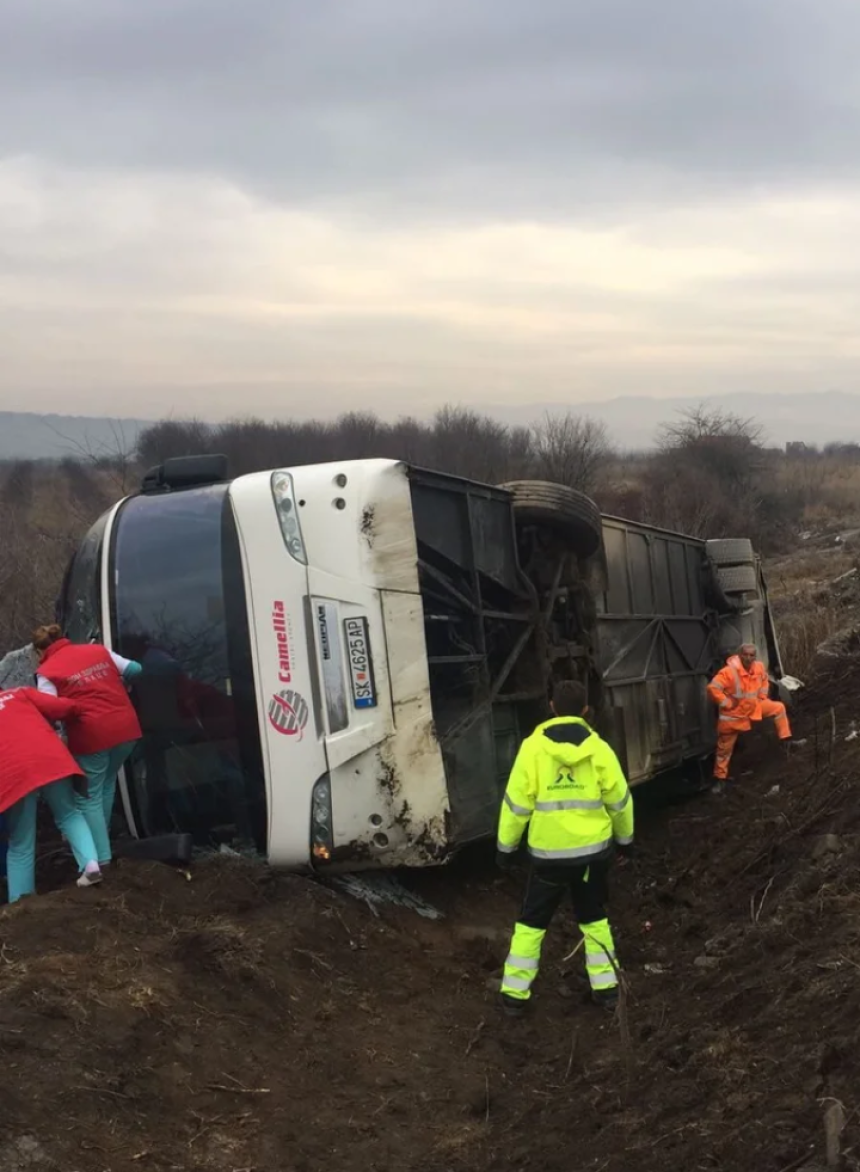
[592,986,619,1012]
[499,993,529,1018]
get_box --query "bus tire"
[500,480,603,559]
[716,563,758,595]
[705,538,754,566]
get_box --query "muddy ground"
[2,662,860,1172]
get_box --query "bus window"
[61,512,109,643]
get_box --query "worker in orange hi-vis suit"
[707,644,791,787]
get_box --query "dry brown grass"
[0,464,115,648]
[763,454,860,539]
[800,462,860,528]
[764,539,859,678]
[770,587,846,679]
[766,547,854,588]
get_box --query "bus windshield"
[61,511,109,643]
[110,485,267,852]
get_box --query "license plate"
[343,617,377,709]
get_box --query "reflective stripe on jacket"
[707,655,770,732]
[497,716,633,864]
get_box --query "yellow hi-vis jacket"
[497,716,633,863]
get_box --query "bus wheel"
[499,480,603,560]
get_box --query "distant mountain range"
[491,391,860,450]
[0,392,858,460]
[0,413,151,462]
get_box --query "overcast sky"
[2,0,860,424]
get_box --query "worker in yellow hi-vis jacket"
[496,679,634,1017]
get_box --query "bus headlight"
[271,472,308,565]
[311,774,333,864]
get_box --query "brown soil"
[2,662,860,1172]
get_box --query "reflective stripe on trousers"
[763,698,792,739]
[501,924,546,1001]
[581,918,618,991]
[501,919,619,999]
[714,698,792,779]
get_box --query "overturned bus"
[58,456,784,870]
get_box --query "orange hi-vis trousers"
[714,699,792,780]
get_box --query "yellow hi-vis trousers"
[500,861,618,1001]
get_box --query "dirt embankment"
[2,661,860,1171]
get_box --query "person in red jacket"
[0,687,103,902]
[33,625,143,866]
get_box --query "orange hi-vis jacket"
[707,656,770,733]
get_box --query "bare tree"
[506,424,536,481]
[93,420,139,494]
[135,405,605,492]
[137,418,213,468]
[329,412,386,460]
[529,413,610,495]
[430,406,520,483]
[386,417,427,465]
[659,406,763,466]
[40,417,141,494]
[643,406,767,539]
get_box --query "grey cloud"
[1,0,858,216]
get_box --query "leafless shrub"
[529,413,610,495]
[0,463,114,651]
[0,504,75,648]
[1,461,35,510]
[60,458,103,510]
[42,417,139,494]
[641,407,767,541]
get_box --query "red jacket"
[0,688,84,814]
[37,640,142,756]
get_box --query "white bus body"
[59,454,784,871]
